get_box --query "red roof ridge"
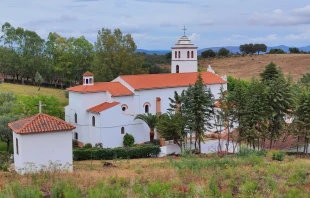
[83,71,94,76]
[8,113,76,134]
[119,71,202,77]
[87,101,120,113]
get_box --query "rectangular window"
[16,138,19,155]
[74,132,78,140]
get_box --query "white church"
[65,34,227,148]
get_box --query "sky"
[1,0,310,50]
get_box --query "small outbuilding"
[8,113,76,174]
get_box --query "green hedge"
[73,145,161,161]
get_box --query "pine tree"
[265,75,295,148]
[260,62,280,83]
[183,73,215,153]
[293,89,310,154]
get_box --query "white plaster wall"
[67,91,109,143]
[171,49,197,61]
[13,131,73,174]
[100,105,146,148]
[171,60,198,73]
[13,132,23,170]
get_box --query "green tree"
[0,93,21,152]
[265,74,295,148]
[293,89,310,153]
[299,73,310,89]
[201,49,216,58]
[260,62,280,83]
[93,28,147,81]
[12,95,63,119]
[254,44,267,55]
[289,47,300,54]
[134,113,159,143]
[268,49,286,54]
[35,71,43,91]
[165,52,172,61]
[218,48,230,57]
[157,112,186,150]
[182,73,215,153]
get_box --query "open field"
[0,150,310,197]
[200,54,310,81]
[0,83,68,105]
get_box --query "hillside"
[200,54,310,81]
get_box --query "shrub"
[123,134,135,147]
[83,143,92,149]
[73,145,161,161]
[272,151,285,161]
[94,142,103,148]
[72,140,79,148]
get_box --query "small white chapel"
[65,33,227,148]
[8,103,75,174]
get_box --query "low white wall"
[159,139,238,157]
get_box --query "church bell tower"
[171,26,198,73]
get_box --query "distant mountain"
[136,49,169,55]
[137,45,310,55]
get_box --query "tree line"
[0,22,169,89]
[138,62,310,154]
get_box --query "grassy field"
[0,150,310,197]
[0,83,68,105]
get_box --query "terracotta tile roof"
[66,82,133,96]
[83,71,94,76]
[215,101,220,108]
[87,102,120,113]
[120,72,226,90]
[8,113,76,134]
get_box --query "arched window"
[145,105,149,113]
[121,127,125,134]
[187,51,190,58]
[178,51,181,58]
[176,65,179,73]
[191,51,194,58]
[89,78,93,84]
[86,79,89,84]
[175,51,177,58]
[74,113,77,123]
[92,116,95,126]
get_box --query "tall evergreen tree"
[293,89,310,153]
[183,73,215,153]
[260,62,280,83]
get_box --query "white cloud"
[249,5,310,26]
[188,33,200,41]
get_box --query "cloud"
[249,5,310,26]
[197,20,215,26]
[189,33,200,41]
[292,5,310,16]
[160,21,177,28]
[22,14,78,28]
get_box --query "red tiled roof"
[120,72,226,90]
[8,113,76,134]
[66,82,133,96]
[83,71,94,76]
[87,102,120,113]
[215,101,220,108]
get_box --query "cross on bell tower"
[182,26,187,36]
[35,101,46,113]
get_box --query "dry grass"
[1,153,310,197]
[0,83,68,105]
[200,54,310,81]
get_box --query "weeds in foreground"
[0,149,309,197]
